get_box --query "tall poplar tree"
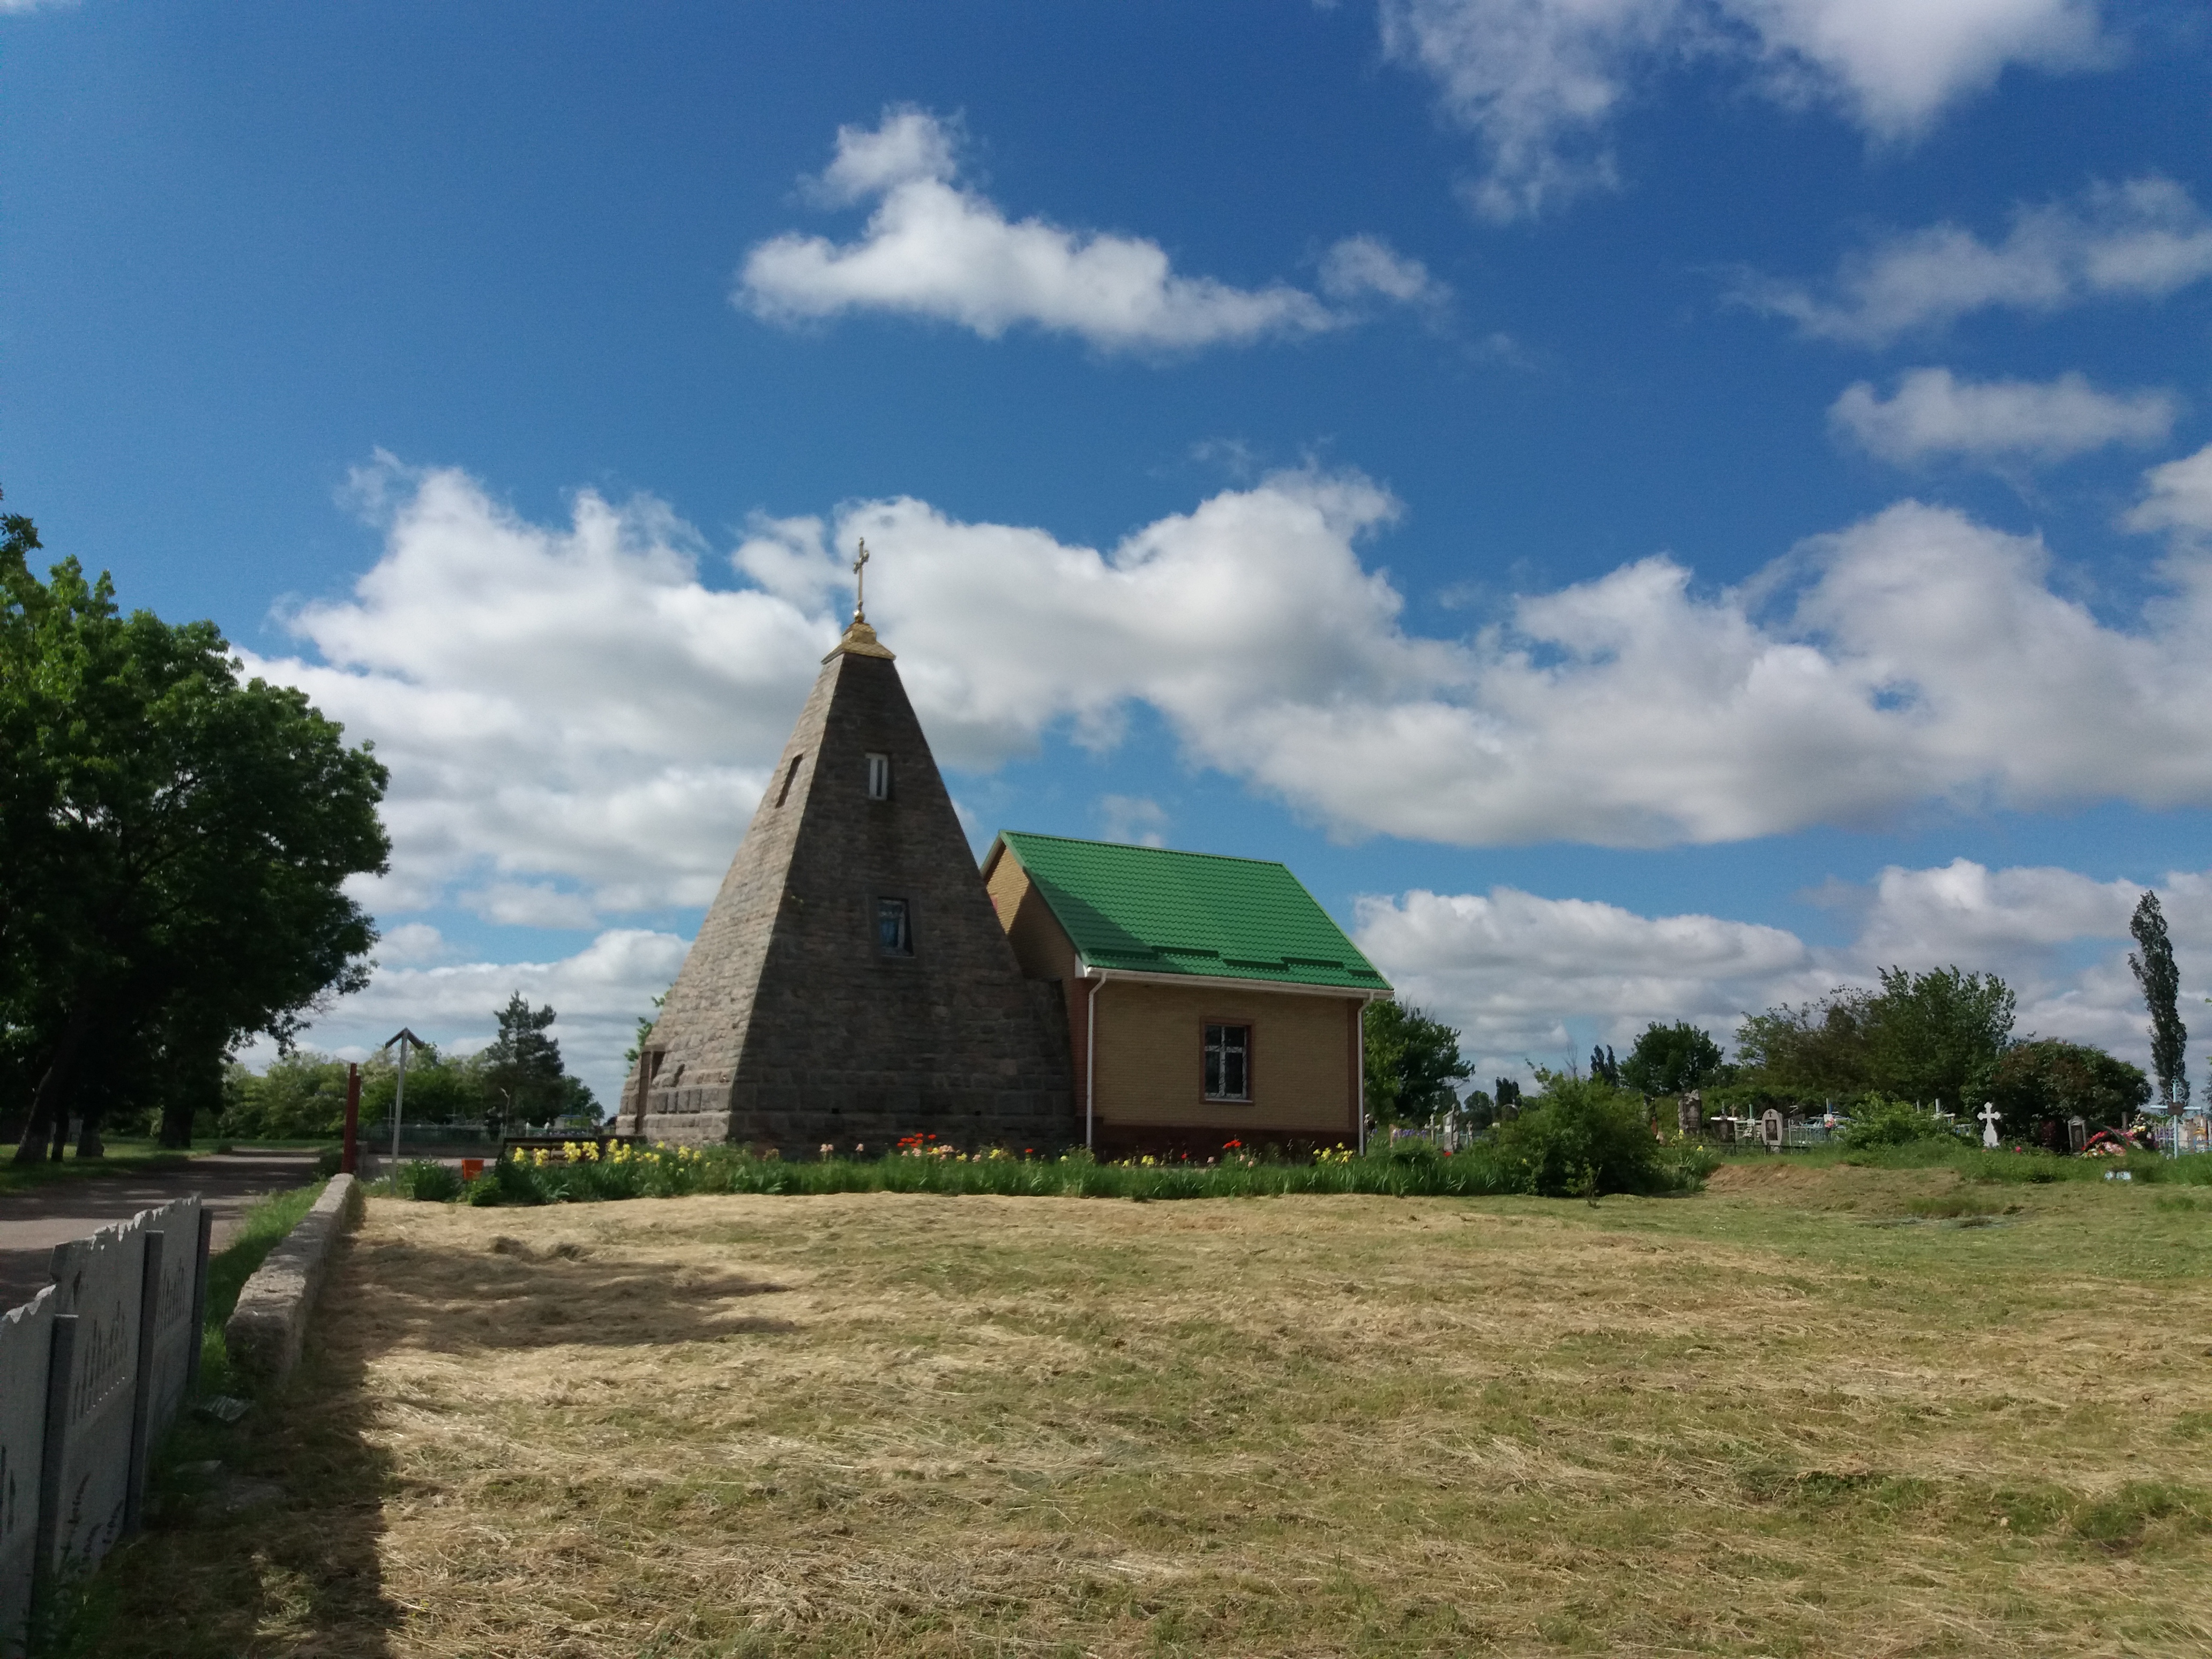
[2128,889,2188,1110]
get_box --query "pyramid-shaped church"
[620,574,1075,1152]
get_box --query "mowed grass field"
[94,1161,2212,1657]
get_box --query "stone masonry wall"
[622,639,1076,1153]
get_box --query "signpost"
[383,1029,424,1163]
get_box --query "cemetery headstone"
[1,1288,56,1658]
[1677,1091,1702,1137]
[1760,1108,1783,1151]
[41,1215,149,1585]
[1977,1102,2001,1148]
[2068,1116,2088,1153]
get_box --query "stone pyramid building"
[619,589,1075,1152]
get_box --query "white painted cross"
[1977,1101,2001,1148]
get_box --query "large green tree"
[1619,1021,1727,1096]
[3,503,390,1157]
[1986,1039,2149,1134]
[1363,1000,1473,1124]
[1736,966,2015,1110]
[2128,890,2188,1109]
[1865,966,2015,1108]
[1735,989,1878,1101]
[481,992,584,1126]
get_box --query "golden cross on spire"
[851,538,870,623]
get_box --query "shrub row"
[378,1085,1717,1206]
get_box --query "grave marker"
[1761,1108,1783,1150]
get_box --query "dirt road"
[0,1150,320,1310]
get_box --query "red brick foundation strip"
[222,1175,364,1387]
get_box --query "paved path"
[0,1150,320,1311]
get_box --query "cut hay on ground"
[89,1164,2212,1657]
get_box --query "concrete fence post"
[42,1215,151,1588]
[0,1288,56,1659]
[123,1230,164,1534]
[32,1313,76,1605]
[185,1206,212,1401]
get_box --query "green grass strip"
[0,1141,206,1200]
[194,1180,326,1400]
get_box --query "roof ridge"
[998,829,1294,872]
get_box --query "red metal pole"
[342,1062,361,1174]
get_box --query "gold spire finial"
[823,536,896,662]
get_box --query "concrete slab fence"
[0,1197,211,1658]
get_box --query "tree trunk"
[12,1005,94,1164]
[159,1046,219,1149]
[159,1090,195,1149]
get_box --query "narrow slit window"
[775,754,803,807]
[1204,1024,1251,1102]
[877,897,913,956]
[866,752,893,800]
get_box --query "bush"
[1491,1076,1683,1197]
[385,1158,463,1201]
[384,1126,1720,1209]
[1839,1095,1959,1149]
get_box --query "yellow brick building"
[982,832,1392,1156]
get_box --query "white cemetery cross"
[1978,1101,2001,1148]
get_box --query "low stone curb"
[223,1174,363,1387]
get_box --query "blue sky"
[7,1,2212,1104]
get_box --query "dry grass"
[89,1161,2212,1657]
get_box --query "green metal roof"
[992,831,1391,993]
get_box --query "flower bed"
[377,1132,1718,1206]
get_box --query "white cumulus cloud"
[1382,0,2109,221]
[1736,177,2212,343]
[736,109,1440,350]
[258,450,2212,940]
[2127,440,2212,541]
[1830,367,2176,466]
[259,928,692,1110]
[248,453,838,916]
[1355,856,2212,1095]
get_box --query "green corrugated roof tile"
[992,831,1391,993]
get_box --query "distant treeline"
[219,993,599,1140]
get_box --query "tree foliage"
[1619,1021,1726,1096]
[2128,890,2188,1109]
[1363,1000,1473,1124]
[1988,1038,2150,1133]
[1735,966,2016,1110]
[2,499,390,1156]
[1493,1071,1674,1197]
[480,992,573,1125]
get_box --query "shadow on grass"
[343,1230,799,1353]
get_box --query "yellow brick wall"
[987,854,1078,984]
[1093,980,1358,1136]
[986,841,1364,1141]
